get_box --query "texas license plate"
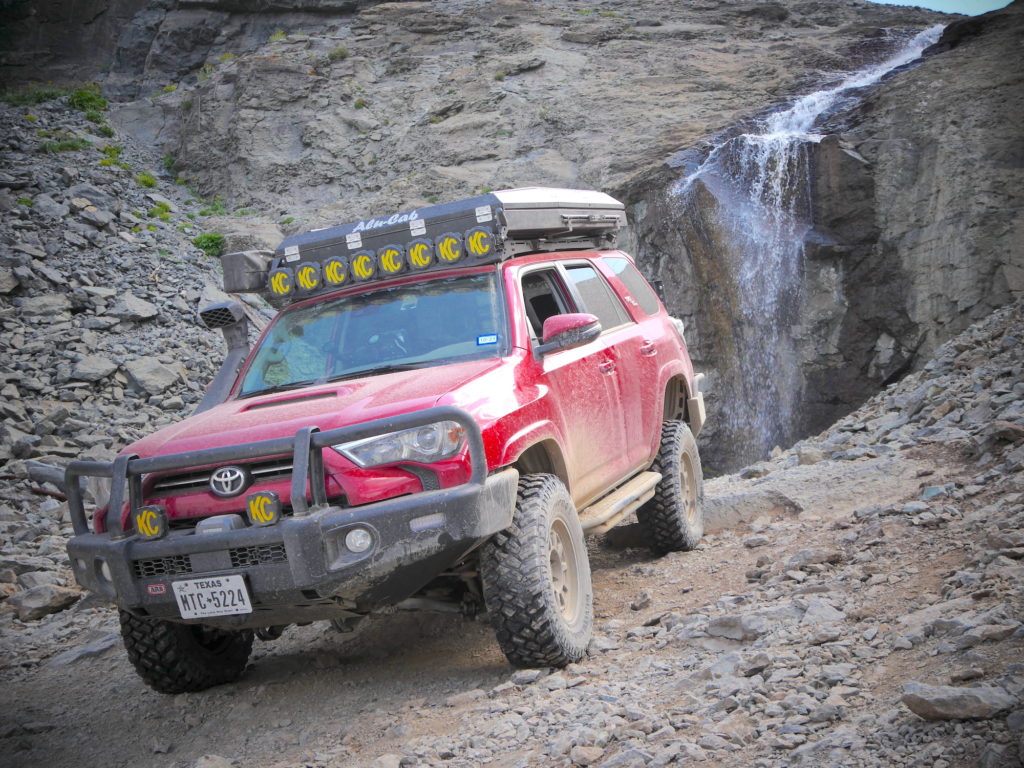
[172,575,252,619]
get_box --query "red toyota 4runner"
[64,188,707,693]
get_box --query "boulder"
[902,681,1016,721]
[71,355,118,382]
[6,584,80,621]
[109,293,158,321]
[124,356,180,395]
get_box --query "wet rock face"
[626,3,1023,472]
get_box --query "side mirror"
[534,313,602,358]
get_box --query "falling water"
[671,25,944,466]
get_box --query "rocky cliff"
[627,3,1023,470]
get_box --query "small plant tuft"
[494,72,505,81]
[197,65,215,81]
[193,232,225,257]
[353,97,367,109]
[268,29,287,42]
[2,87,63,106]
[162,84,177,93]
[219,52,237,63]
[41,137,91,153]
[135,171,157,188]
[162,154,176,172]
[16,197,33,207]
[68,84,107,112]
[328,46,350,62]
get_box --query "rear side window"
[604,256,662,316]
[564,264,630,331]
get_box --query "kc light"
[268,267,294,296]
[332,421,466,468]
[134,505,167,540]
[296,262,322,292]
[246,490,282,527]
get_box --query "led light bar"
[253,187,626,304]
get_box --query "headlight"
[332,420,466,468]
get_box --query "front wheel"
[480,474,593,668]
[637,420,704,554]
[119,610,254,693]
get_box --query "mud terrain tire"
[119,610,254,693]
[480,474,593,668]
[638,420,704,553]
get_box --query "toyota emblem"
[209,465,251,498]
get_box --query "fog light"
[345,527,373,553]
[246,491,282,527]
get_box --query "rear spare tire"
[637,420,704,553]
[480,473,593,667]
[119,610,254,693]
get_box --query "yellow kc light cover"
[268,267,295,296]
[436,232,464,264]
[324,256,348,286]
[296,262,322,292]
[134,505,167,540]
[377,244,406,276]
[350,250,377,282]
[408,238,434,270]
[246,491,282,527]
[465,226,494,258]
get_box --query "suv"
[64,188,707,693]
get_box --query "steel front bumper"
[65,407,518,629]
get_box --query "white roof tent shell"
[220,188,627,303]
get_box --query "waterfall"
[669,24,945,468]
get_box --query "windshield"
[238,272,504,397]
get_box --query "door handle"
[598,360,615,374]
[640,341,657,357]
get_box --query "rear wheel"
[119,610,253,693]
[637,420,704,554]
[480,474,593,668]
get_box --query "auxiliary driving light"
[268,267,295,296]
[345,527,373,553]
[296,262,322,292]
[134,505,167,540]
[246,490,282,527]
[436,232,464,264]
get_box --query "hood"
[127,358,502,459]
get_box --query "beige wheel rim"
[549,518,580,625]
[681,452,698,524]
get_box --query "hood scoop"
[243,391,337,411]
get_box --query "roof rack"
[220,188,626,304]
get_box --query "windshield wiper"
[325,361,433,383]
[240,362,433,399]
[238,378,323,399]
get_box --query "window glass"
[521,269,571,338]
[564,264,630,331]
[604,256,662,316]
[239,272,502,396]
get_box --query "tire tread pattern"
[119,610,253,694]
[637,420,704,554]
[480,474,592,668]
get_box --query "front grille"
[230,544,288,568]
[134,554,193,578]
[150,456,293,496]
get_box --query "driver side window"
[521,269,572,340]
